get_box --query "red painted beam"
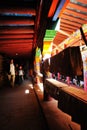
[0,49,32,57]
[68,2,87,12]
[0,45,33,54]
[61,14,87,24]
[60,23,78,30]
[64,8,87,19]
[48,0,59,17]
[61,18,82,28]
[60,26,75,33]
[0,34,34,39]
[0,8,36,16]
[0,19,34,25]
[0,29,34,34]
[0,39,33,44]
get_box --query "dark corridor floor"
[0,80,81,130]
[0,80,48,130]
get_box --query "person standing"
[19,65,24,84]
[15,64,19,84]
[9,59,15,87]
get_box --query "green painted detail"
[43,37,54,41]
[44,29,57,41]
[45,30,57,36]
[35,47,41,57]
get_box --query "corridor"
[0,80,48,130]
[0,79,80,130]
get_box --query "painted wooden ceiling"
[0,0,53,58]
[0,0,87,58]
[53,0,87,53]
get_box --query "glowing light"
[25,89,29,94]
[28,83,33,89]
[29,84,33,87]
[16,53,18,55]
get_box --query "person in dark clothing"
[15,64,19,84]
[18,65,24,84]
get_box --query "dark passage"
[0,80,49,130]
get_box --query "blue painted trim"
[1,13,32,17]
[52,0,66,21]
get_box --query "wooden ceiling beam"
[75,0,87,5]
[0,34,34,39]
[0,49,32,56]
[48,0,59,17]
[54,32,68,40]
[0,19,34,25]
[0,47,32,53]
[0,48,32,51]
[60,28,74,34]
[64,8,87,19]
[61,14,87,24]
[55,35,68,39]
[0,39,33,44]
[0,48,32,50]
[68,2,87,12]
[54,35,67,39]
[53,40,66,45]
[0,28,34,34]
[0,8,36,16]
[0,43,33,47]
[61,18,82,28]
[0,44,32,48]
[60,26,75,33]
[60,23,79,30]
[58,29,70,37]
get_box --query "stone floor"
[0,80,48,130]
[0,79,81,130]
